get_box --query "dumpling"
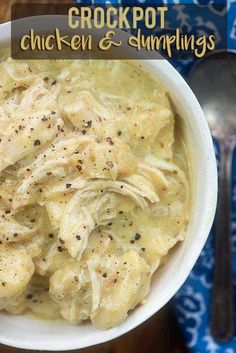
[0,244,34,309]
[69,137,138,180]
[49,262,92,323]
[49,250,150,329]
[90,251,151,329]
[61,90,117,140]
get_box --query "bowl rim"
[0,18,218,351]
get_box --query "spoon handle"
[211,139,235,342]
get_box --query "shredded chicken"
[0,210,38,243]
[0,56,189,329]
[0,110,63,172]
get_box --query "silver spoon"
[188,51,236,343]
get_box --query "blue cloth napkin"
[170,2,236,352]
[73,0,236,350]
[174,148,236,353]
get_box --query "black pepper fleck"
[135,233,141,240]
[34,140,41,146]
[106,137,114,145]
[26,294,33,299]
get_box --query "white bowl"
[0,19,217,351]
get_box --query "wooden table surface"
[0,1,188,352]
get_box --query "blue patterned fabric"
[174,142,236,353]
[73,1,236,351]
[171,2,236,353]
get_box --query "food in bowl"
[0,56,189,329]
